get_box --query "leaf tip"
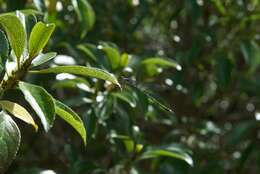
[116,81,122,90]
[83,138,87,147]
[33,123,39,132]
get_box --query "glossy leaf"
[112,91,136,108]
[15,11,29,62]
[0,111,21,173]
[33,0,47,12]
[25,14,37,38]
[29,22,55,58]
[83,109,97,142]
[77,44,97,62]
[216,56,233,88]
[18,81,55,132]
[99,45,120,69]
[16,11,26,32]
[0,100,38,131]
[0,14,26,64]
[55,100,86,145]
[30,66,121,87]
[212,0,226,15]
[240,40,260,74]
[228,121,257,146]
[31,52,57,67]
[142,57,182,71]
[11,9,42,16]
[72,0,95,38]
[112,134,134,152]
[120,53,129,68]
[140,148,193,166]
[124,140,135,153]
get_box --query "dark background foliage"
[1,0,260,173]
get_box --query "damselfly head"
[119,77,137,87]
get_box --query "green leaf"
[212,0,226,15]
[16,11,26,32]
[0,111,21,173]
[83,109,97,142]
[72,0,95,38]
[110,134,143,153]
[0,100,38,131]
[142,57,182,71]
[228,121,257,146]
[25,14,37,38]
[17,9,43,16]
[30,66,121,87]
[216,56,233,88]
[18,81,55,132]
[112,91,136,108]
[0,30,9,59]
[29,22,55,58]
[55,100,86,145]
[77,44,97,62]
[99,45,121,69]
[240,40,260,74]
[124,139,135,153]
[31,52,57,67]
[120,53,129,68]
[111,134,134,152]
[33,0,47,12]
[0,30,9,71]
[123,141,143,153]
[0,14,26,65]
[140,147,193,166]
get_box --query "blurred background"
[2,0,260,173]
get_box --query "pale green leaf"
[124,139,135,153]
[0,100,38,131]
[0,14,26,64]
[15,9,43,16]
[29,22,55,58]
[120,53,129,68]
[123,141,143,153]
[32,52,57,67]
